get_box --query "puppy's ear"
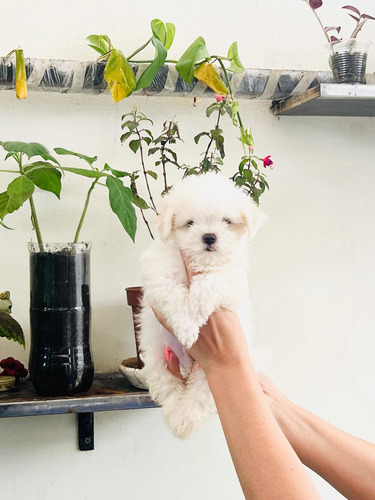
[156,206,175,241]
[242,202,267,238]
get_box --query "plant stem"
[0,169,19,173]
[136,129,158,213]
[127,37,153,61]
[29,196,44,247]
[73,178,99,244]
[129,59,178,64]
[218,59,244,130]
[140,207,154,240]
[304,0,331,44]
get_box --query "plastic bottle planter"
[329,39,371,84]
[28,242,94,396]
[125,286,144,369]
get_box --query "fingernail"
[165,346,171,361]
[148,301,153,308]
[195,362,200,371]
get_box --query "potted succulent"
[303,1,375,83]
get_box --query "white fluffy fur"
[139,172,265,438]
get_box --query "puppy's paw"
[175,326,199,350]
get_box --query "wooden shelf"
[271,84,375,116]
[0,373,158,450]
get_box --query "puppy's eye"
[222,218,232,225]
[187,220,194,227]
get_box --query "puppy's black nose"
[203,233,217,246]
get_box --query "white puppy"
[139,172,265,438]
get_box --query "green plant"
[86,18,244,102]
[120,94,273,239]
[0,142,136,245]
[0,292,25,348]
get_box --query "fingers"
[165,347,186,381]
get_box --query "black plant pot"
[28,242,94,396]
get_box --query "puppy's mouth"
[204,245,216,252]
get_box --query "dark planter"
[125,286,144,369]
[28,242,94,396]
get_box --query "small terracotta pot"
[125,286,144,368]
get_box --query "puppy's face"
[156,174,265,269]
[171,209,249,267]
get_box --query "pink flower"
[215,94,225,102]
[262,155,273,168]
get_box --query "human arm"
[154,306,320,500]
[259,374,375,500]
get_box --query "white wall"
[1,1,375,498]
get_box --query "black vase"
[28,242,94,396]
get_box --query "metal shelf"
[271,83,375,116]
[0,373,157,451]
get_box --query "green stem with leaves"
[16,153,44,246]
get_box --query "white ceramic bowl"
[118,358,149,390]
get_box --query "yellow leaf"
[15,49,27,100]
[194,62,228,95]
[104,49,136,103]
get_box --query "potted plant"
[0,142,137,395]
[302,1,375,83]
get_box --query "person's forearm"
[276,401,375,499]
[206,359,321,500]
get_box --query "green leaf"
[54,147,98,166]
[106,176,137,241]
[227,42,245,73]
[25,164,62,198]
[194,131,210,144]
[104,49,136,102]
[0,141,50,159]
[147,170,157,180]
[129,139,141,154]
[0,176,35,220]
[176,37,210,84]
[0,311,25,348]
[60,167,105,178]
[86,34,111,56]
[136,36,167,90]
[151,19,175,50]
[104,163,131,178]
[132,193,149,210]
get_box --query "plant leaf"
[227,42,245,73]
[176,36,210,84]
[60,167,105,178]
[0,311,25,348]
[151,19,176,50]
[54,147,98,166]
[0,176,34,220]
[129,139,141,154]
[104,163,131,178]
[15,49,27,100]
[194,62,228,95]
[132,193,149,210]
[25,164,62,198]
[136,36,167,90]
[342,5,361,16]
[85,34,111,56]
[0,141,50,159]
[309,0,322,9]
[106,176,137,241]
[104,49,136,102]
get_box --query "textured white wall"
[1,1,375,499]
